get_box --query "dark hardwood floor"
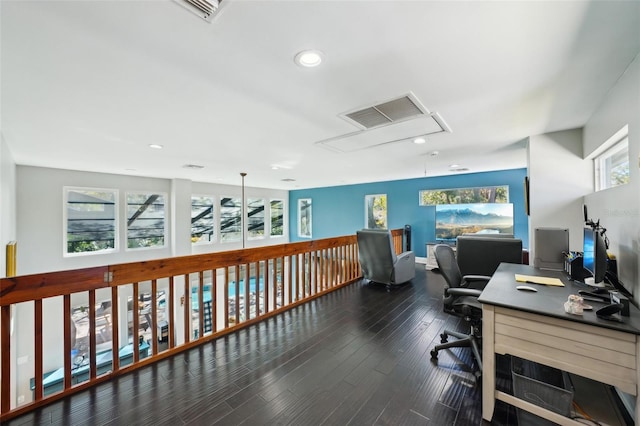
[7,266,517,426]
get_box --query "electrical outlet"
[17,395,25,404]
[17,355,28,365]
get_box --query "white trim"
[63,186,119,257]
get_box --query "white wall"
[1,133,17,277]
[527,129,593,259]
[16,166,289,274]
[583,54,640,302]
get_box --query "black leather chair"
[430,244,489,379]
[456,235,523,278]
[356,229,415,291]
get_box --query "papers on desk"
[515,274,564,287]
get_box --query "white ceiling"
[2,0,639,190]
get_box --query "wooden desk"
[478,263,640,425]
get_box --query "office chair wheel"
[430,349,438,360]
[440,333,448,343]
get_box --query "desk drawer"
[492,307,637,396]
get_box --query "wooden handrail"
[0,229,404,421]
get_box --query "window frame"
[269,199,285,238]
[191,195,216,245]
[220,196,242,243]
[247,198,266,240]
[63,187,119,257]
[594,128,629,191]
[125,191,168,251]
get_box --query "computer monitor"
[582,227,607,286]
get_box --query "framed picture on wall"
[298,198,312,238]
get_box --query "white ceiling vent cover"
[174,0,219,22]
[342,93,429,130]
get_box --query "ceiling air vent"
[174,0,220,22]
[342,93,429,130]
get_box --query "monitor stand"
[584,277,606,288]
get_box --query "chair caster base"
[430,349,438,360]
[440,333,448,343]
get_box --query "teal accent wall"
[289,168,529,257]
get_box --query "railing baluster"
[234,265,240,325]
[1,305,10,413]
[132,283,140,363]
[183,275,190,343]
[88,290,96,379]
[63,295,72,391]
[211,271,217,332]
[34,300,43,400]
[168,276,175,348]
[198,271,205,338]
[223,267,229,329]
[244,264,250,321]
[151,279,158,355]
[111,286,120,372]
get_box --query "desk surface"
[478,263,640,335]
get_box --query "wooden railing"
[0,229,404,421]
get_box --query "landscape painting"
[435,203,514,241]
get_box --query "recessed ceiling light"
[294,50,323,67]
[429,150,439,156]
[149,144,163,149]
[449,164,460,168]
[271,166,280,170]
[413,137,426,144]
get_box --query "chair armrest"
[397,251,415,261]
[446,288,483,298]
[463,274,491,282]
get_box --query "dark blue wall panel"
[289,168,528,256]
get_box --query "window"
[270,199,284,237]
[419,185,509,206]
[126,193,166,249]
[65,188,117,255]
[595,127,629,191]
[247,198,265,239]
[365,194,387,229]
[191,196,215,244]
[220,197,242,242]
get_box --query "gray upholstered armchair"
[356,229,415,290]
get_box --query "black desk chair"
[430,244,490,380]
